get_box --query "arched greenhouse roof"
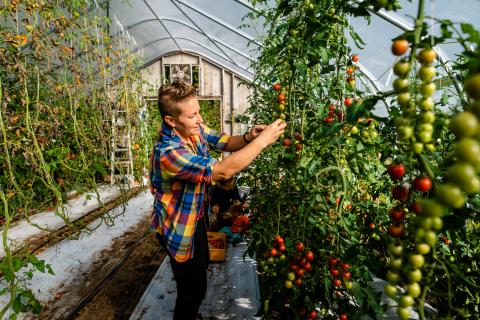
[109,0,480,92]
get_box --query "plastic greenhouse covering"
[109,0,479,87]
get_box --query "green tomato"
[351,126,359,134]
[409,254,425,268]
[449,112,479,138]
[467,100,480,118]
[416,243,431,255]
[393,78,409,92]
[398,126,413,140]
[420,111,435,124]
[423,230,437,247]
[455,138,480,168]
[285,280,293,289]
[393,60,411,77]
[425,143,435,151]
[390,258,403,270]
[431,216,443,231]
[400,295,414,307]
[407,282,422,298]
[267,257,275,264]
[435,183,465,209]
[384,283,397,298]
[418,65,436,82]
[387,270,401,283]
[287,272,295,281]
[421,199,444,217]
[397,92,411,106]
[413,142,424,154]
[388,243,404,256]
[420,82,436,97]
[408,269,422,283]
[397,307,410,320]
[417,123,434,133]
[447,163,480,194]
[417,130,432,143]
[415,228,426,243]
[419,98,434,111]
[464,73,480,100]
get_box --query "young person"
[150,81,285,320]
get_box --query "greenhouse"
[1,0,480,319]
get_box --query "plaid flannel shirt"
[150,122,230,262]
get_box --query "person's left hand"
[247,124,266,141]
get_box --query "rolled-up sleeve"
[159,146,217,184]
[201,125,230,151]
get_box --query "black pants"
[156,217,210,320]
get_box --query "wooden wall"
[141,52,252,136]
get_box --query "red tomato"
[340,314,348,320]
[414,176,432,192]
[282,139,292,147]
[305,250,314,261]
[388,224,405,237]
[295,278,302,286]
[410,201,422,215]
[278,93,285,102]
[294,132,303,141]
[330,268,340,277]
[352,54,359,62]
[329,104,336,111]
[332,278,342,287]
[389,208,406,221]
[344,97,352,107]
[275,235,284,244]
[295,143,303,151]
[387,163,406,180]
[304,262,312,271]
[342,272,351,280]
[296,268,305,278]
[296,242,305,252]
[369,222,375,229]
[346,68,354,75]
[392,185,409,201]
[270,248,278,256]
[340,263,350,271]
[273,83,281,91]
[324,116,334,123]
[279,244,286,252]
[310,310,318,319]
[328,257,339,266]
[391,39,409,56]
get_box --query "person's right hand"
[256,119,287,147]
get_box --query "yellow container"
[207,232,227,262]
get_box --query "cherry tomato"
[273,83,281,91]
[392,185,409,201]
[391,39,409,55]
[387,163,406,180]
[330,268,340,277]
[351,54,359,63]
[413,177,432,192]
[464,73,480,100]
[344,97,352,107]
[389,208,406,221]
[305,251,314,261]
[417,48,437,65]
[296,242,305,252]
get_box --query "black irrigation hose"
[115,247,165,320]
[63,227,152,320]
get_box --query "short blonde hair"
[157,81,197,119]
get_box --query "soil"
[73,227,165,320]
[35,216,166,320]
